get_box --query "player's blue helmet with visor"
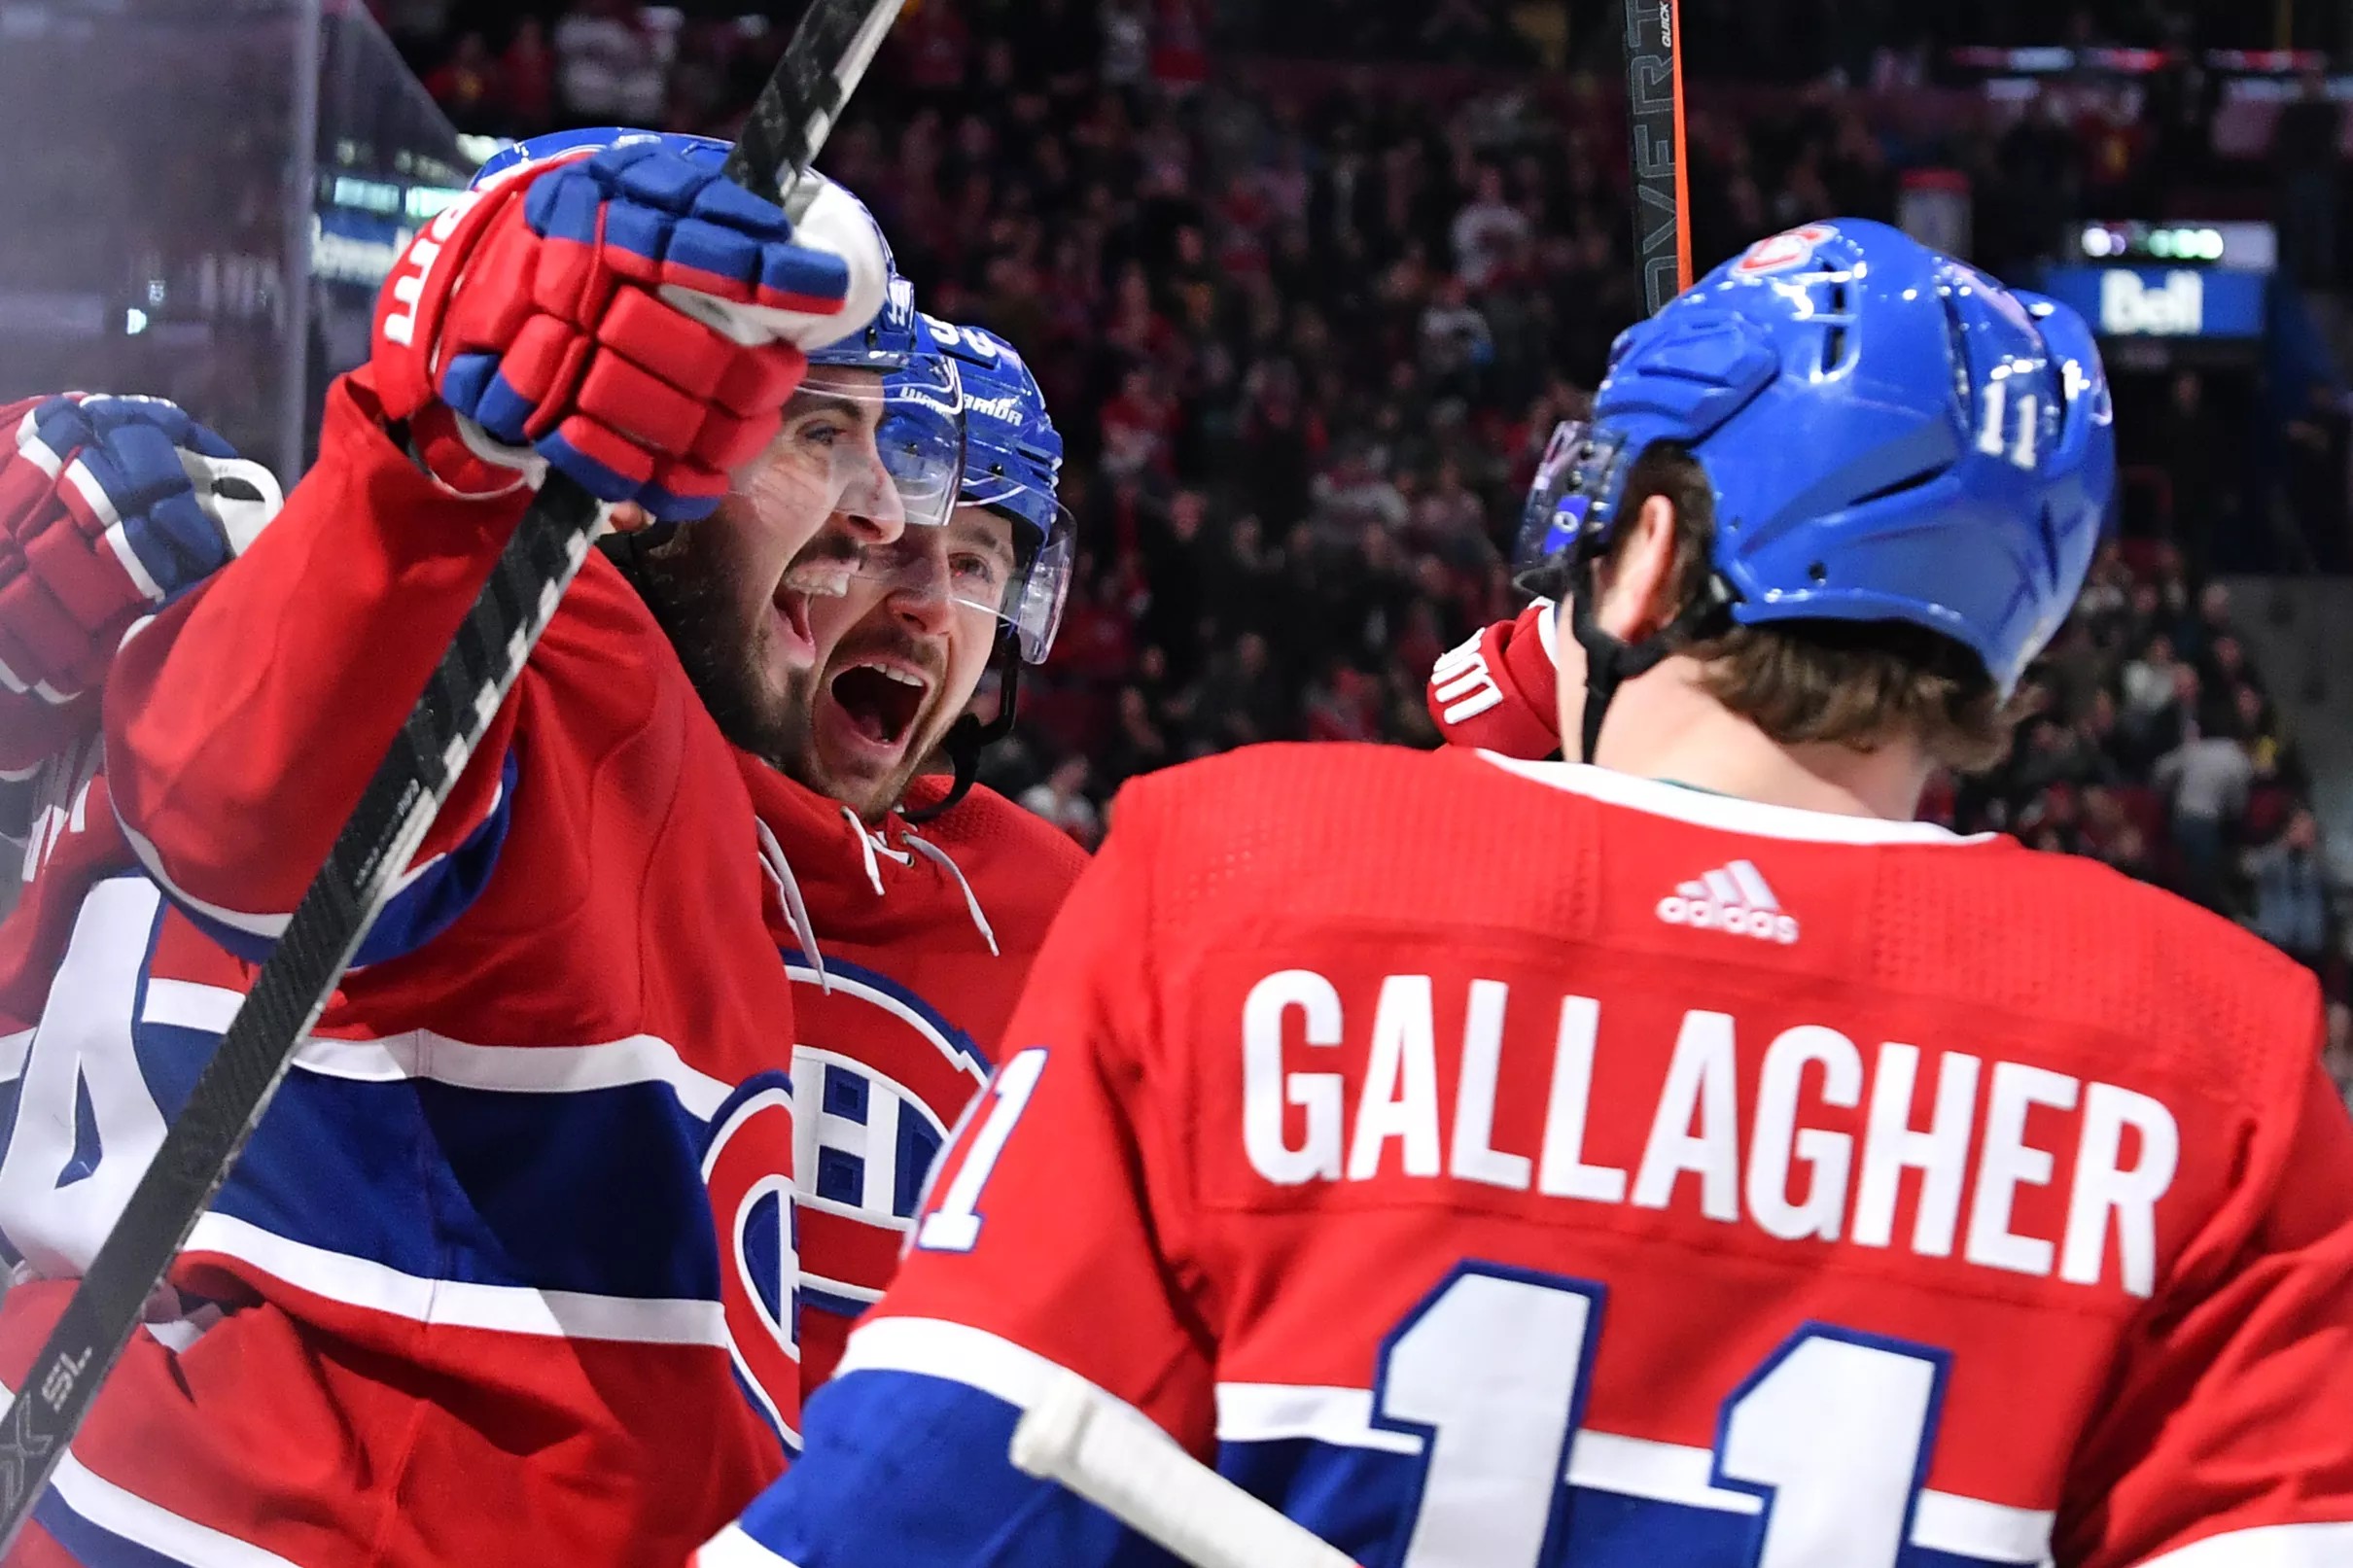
[931,316,1073,666]
[1516,218,2115,759]
[473,127,963,532]
[867,316,1074,818]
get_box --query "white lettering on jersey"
[1348,975,1442,1180]
[1850,1043,1979,1256]
[1235,974,2182,1296]
[1537,995,1626,1202]
[1631,1010,1741,1222]
[1746,1025,1864,1242]
[1243,969,1344,1183]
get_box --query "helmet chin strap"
[901,645,1021,823]
[1563,573,1737,764]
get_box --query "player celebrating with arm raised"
[0,128,934,1568]
[705,221,2353,1568]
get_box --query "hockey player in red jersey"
[739,313,1088,1391]
[0,129,937,1568]
[0,392,284,919]
[706,221,2353,1568]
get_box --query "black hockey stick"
[0,0,902,1546]
[1621,0,1691,315]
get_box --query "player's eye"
[794,419,848,451]
[951,553,1007,594]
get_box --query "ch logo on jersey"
[782,954,993,1320]
[700,1073,803,1449]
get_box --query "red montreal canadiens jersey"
[0,368,806,1568]
[717,743,2353,1568]
[741,765,1088,1394]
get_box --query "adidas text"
[1657,859,1799,945]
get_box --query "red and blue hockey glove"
[1425,597,1570,760]
[372,141,879,521]
[0,392,281,773]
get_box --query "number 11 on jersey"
[1376,1265,1950,1568]
[916,1047,1048,1253]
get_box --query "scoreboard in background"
[2039,222,2273,347]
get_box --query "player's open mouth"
[772,559,854,669]
[826,656,931,759]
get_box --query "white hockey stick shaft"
[1009,1373,1362,1568]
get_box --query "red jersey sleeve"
[102,367,529,963]
[852,791,1216,1449]
[2058,1042,2353,1567]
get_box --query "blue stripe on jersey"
[162,749,520,969]
[194,1063,722,1302]
[739,1369,1166,1567]
[800,1286,874,1320]
[33,1484,193,1568]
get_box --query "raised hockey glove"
[371,141,876,521]
[0,393,281,772]
[1425,597,1567,760]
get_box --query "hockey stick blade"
[1010,1373,1363,1568]
[1621,0,1691,316]
[0,0,902,1549]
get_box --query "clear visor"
[840,489,1076,664]
[1512,419,1625,594]
[731,361,965,539]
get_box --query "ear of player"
[0,393,282,772]
[837,312,1074,664]
[1515,217,2117,751]
[370,129,890,520]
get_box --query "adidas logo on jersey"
[1656,859,1799,945]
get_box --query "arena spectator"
[2328,1003,2353,1116]
[2156,730,2256,911]
[2247,808,2335,977]
[554,0,666,123]
[1019,755,1104,847]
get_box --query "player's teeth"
[877,668,922,687]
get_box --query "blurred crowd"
[1937,543,2341,993]
[378,0,2349,1000]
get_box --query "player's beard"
[620,518,830,773]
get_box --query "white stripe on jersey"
[183,1212,731,1346]
[1479,757,1998,846]
[694,1522,804,1568]
[2138,1522,2353,1567]
[1214,1381,2055,1565]
[139,978,733,1120]
[0,1435,311,1568]
[837,1315,1125,1417]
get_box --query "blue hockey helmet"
[928,315,1072,666]
[1518,218,2114,758]
[471,126,917,367]
[471,126,732,186]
